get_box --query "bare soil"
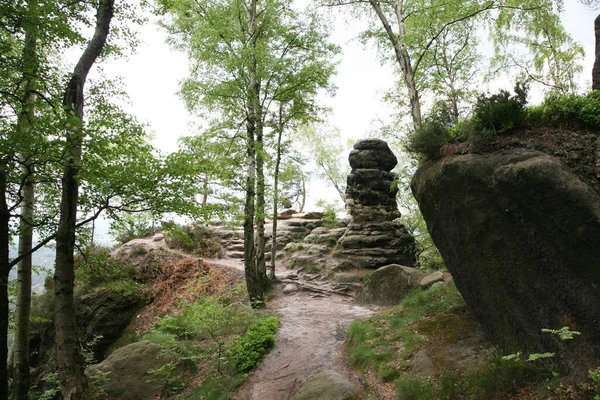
[232,286,373,400]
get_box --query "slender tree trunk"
[299,174,306,213]
[12,5,38,395]
[0,166,10,400]
[255,125,269,287]
[594,14,600,91]
[270,106,284,280]
[12,178,34,400]
[244,0,264,306]
[54,1,114,398]
[370,0,422,131]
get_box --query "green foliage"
[528,91,600,129]
[230,316,279,372]
[74,245,137,289]
[346,284,465,378]
[110,212,157,244]
[315,199,342,228]
[471,83,529,135]
[405,118,451,161]
[163,222,222,257]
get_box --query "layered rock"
[338,139,416,269]
[357,264,423,305]
[411,148,600,370]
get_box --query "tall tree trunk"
[244,0,264,306]
[594,14,600,91]
[299,174,306,213]
[255,125,269,287]
[12,179,34,400]
[370,0,422,131]
[54,1,114,398]
[0,166,10,400]
[12,4,38,395]
[270,105,284,280]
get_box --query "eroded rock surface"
[412,148,600,370]
[338,139,416,269]
[86,340,182,400]
[357,264,423,305]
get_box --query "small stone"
[412,349,434,377]
[283,284,298,295]
[420,271,444,289]
[291,370,358,400]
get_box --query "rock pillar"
[337,139,416,269]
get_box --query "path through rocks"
[229,264,374,400]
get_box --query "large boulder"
[77,287,147,361]
[349,138,397,172]
[411,148,600,370]
[86,340,182,400]
[290,370,358,400]
[357,264,423,305]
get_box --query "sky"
[100,0,598,211]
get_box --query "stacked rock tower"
[337,139,416,268]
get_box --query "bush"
[230,316,279,372]
[405,119,452,161]
[534,91,600,129]
[163,222,222,257]
[110,212,157,244]
[471,82,528,135]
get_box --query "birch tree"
[160,0,338,304]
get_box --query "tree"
[327,0,584,130]
[53,0,115,397]
[594,14,600,90]
[299,124,349,205]
[160,0,338,304]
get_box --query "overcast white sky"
[99,0,598,210]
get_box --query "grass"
[345,283,555,398]
[347,283,466,379]
[140,298,279,399]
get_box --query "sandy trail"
[228,262,374,400]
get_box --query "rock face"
[86,340,182,400]
[77,288,147,361]
[290,370,358,400]
[357,264,423,305]
[338,139,416,269]
[411,148,600,370]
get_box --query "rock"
[338,139,417,269]
[278,209,298,219]
[412,350,434,377]
[357,264,423,305]
[302,211,324,219]
[76,287,147,361]
[349,138,398,172]
[431,281,445,289]
[291,370,358,400]
[283,283,298,295]
[412,148,600,370]
[86,340,183,400]
[337,221,416,269]
[304,227,346,246]
[419,271,444,289]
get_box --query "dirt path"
[229,264,374,400]
[117,235,375,398]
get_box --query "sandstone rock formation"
[86,340,182,400]
[290,370,358,400]
[337,139,416,269]
[412,148,600,370]
[357,264,423,305]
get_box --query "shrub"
[230,316,279,372]
[471,82,528,135]
[405,118,451,161]
[163,222,222,257]
[110,212,157,244]
[535,91,600,129]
